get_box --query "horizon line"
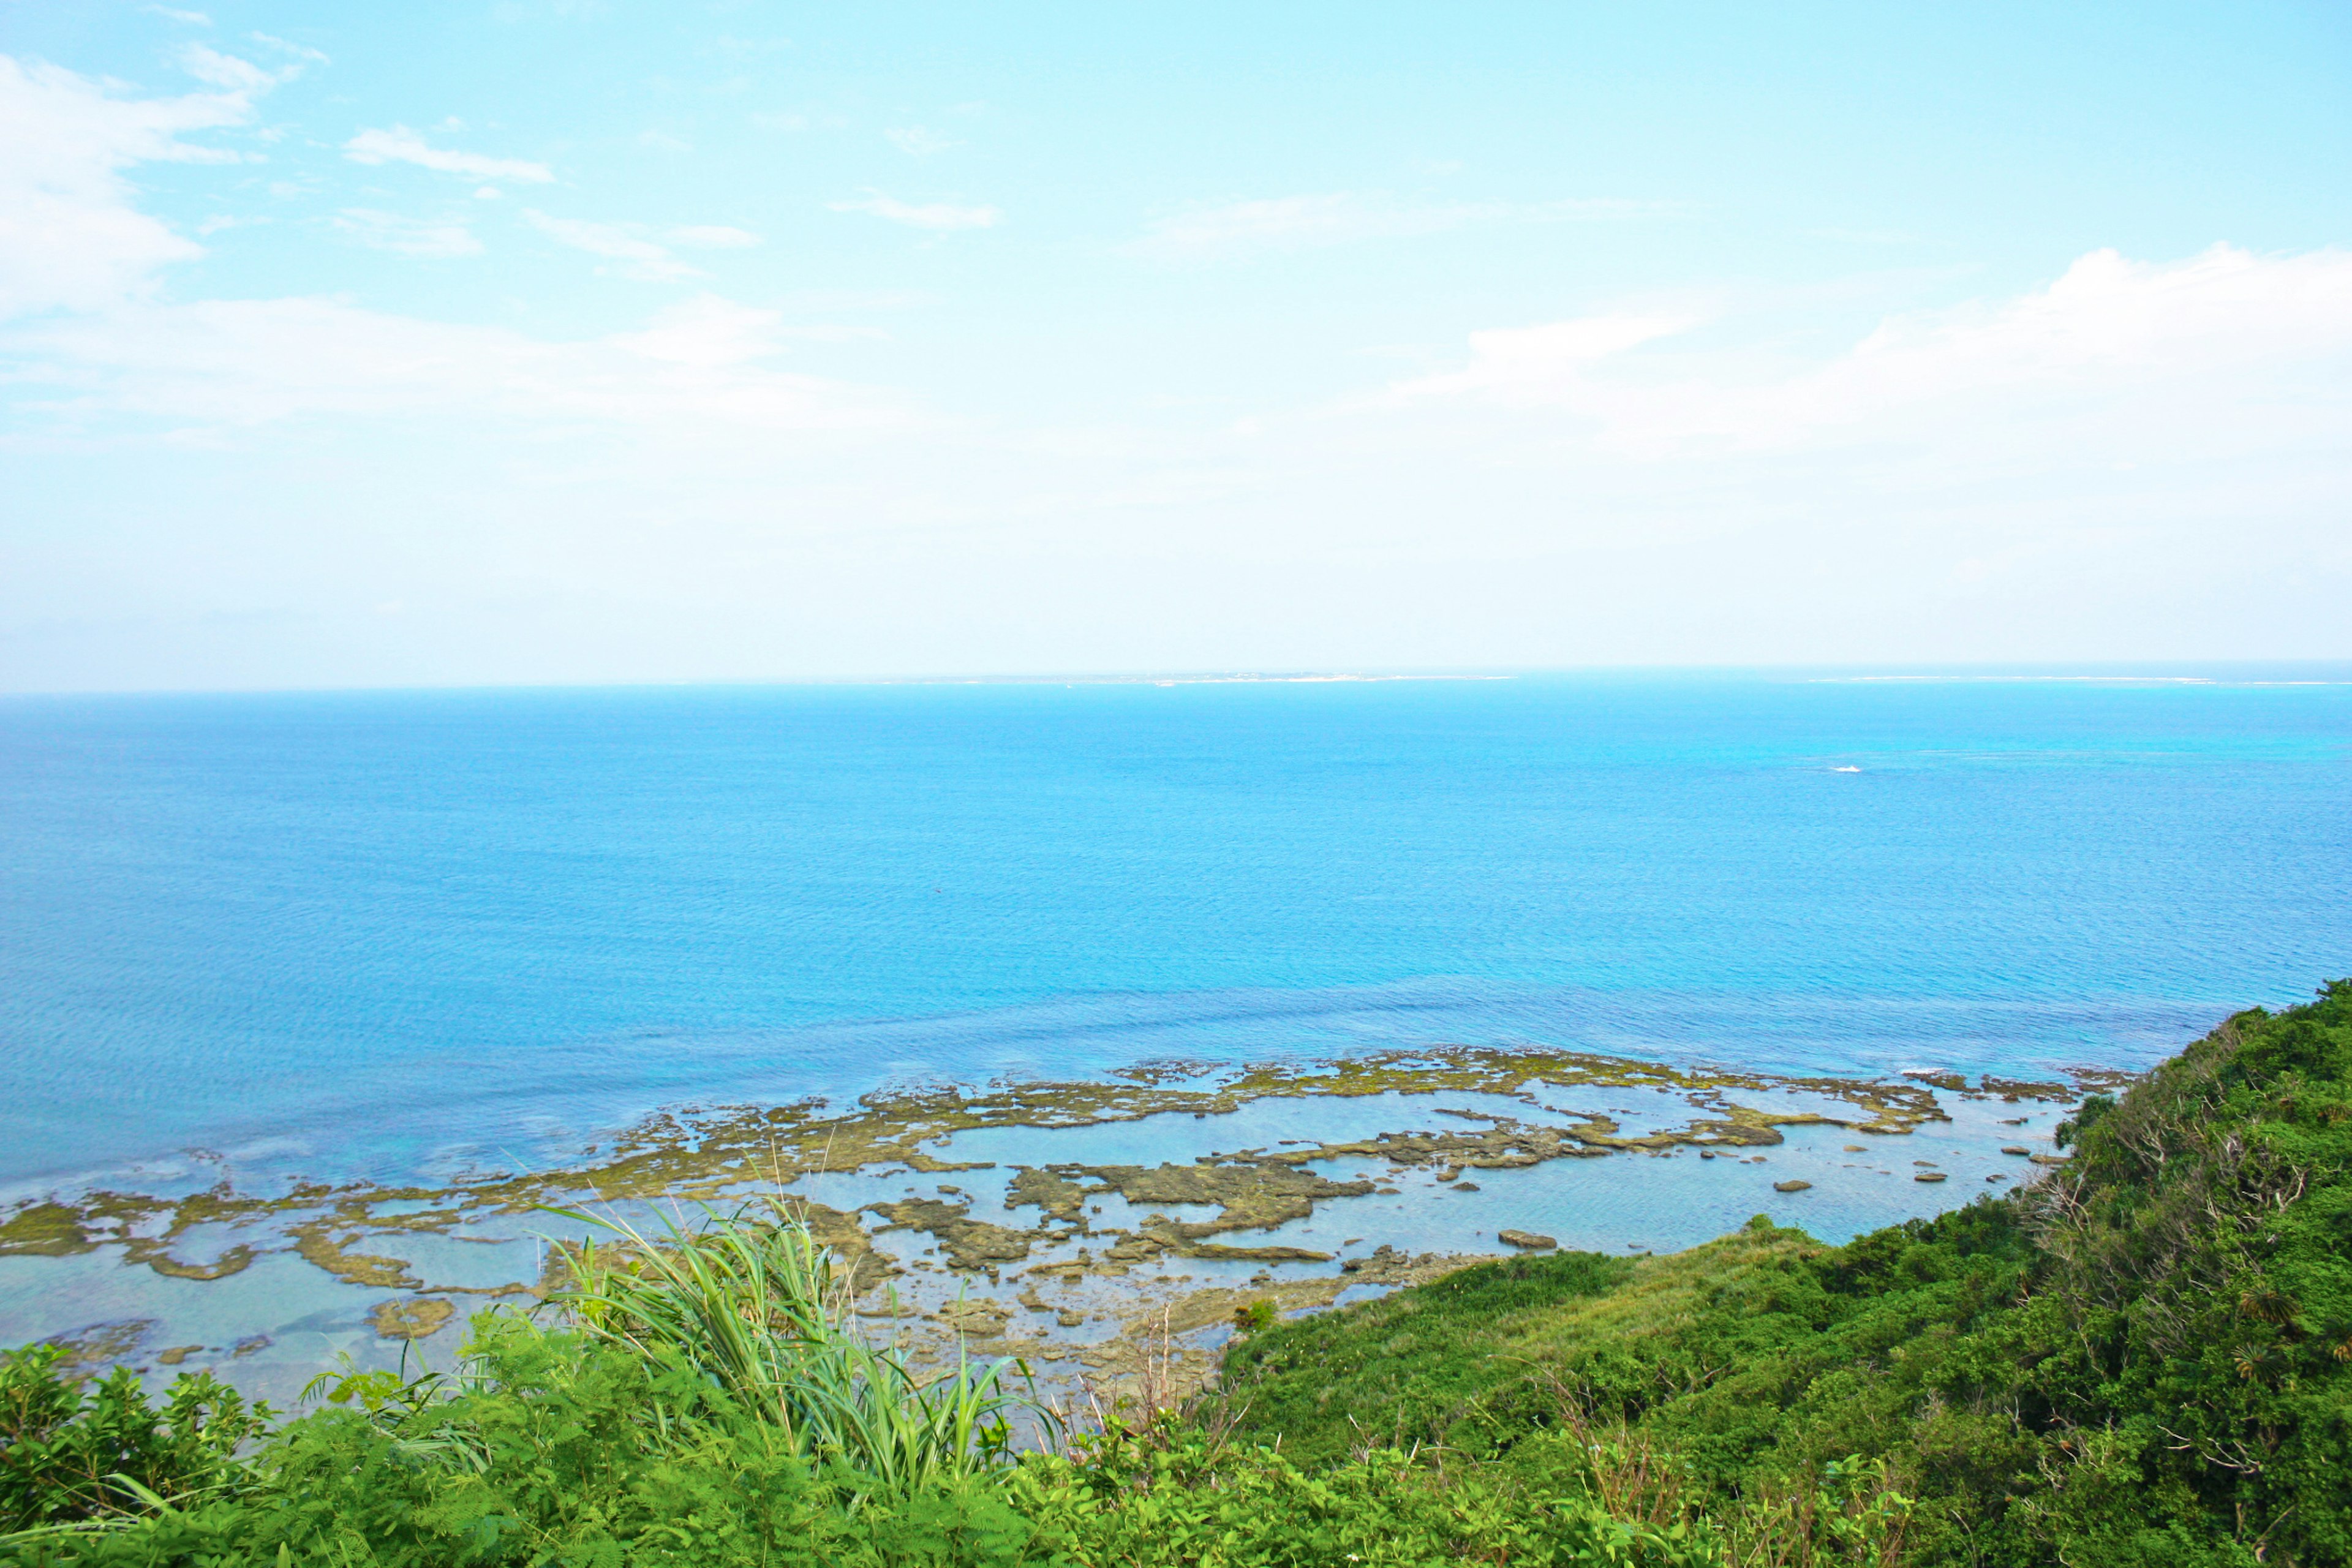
[7,657,2352,701]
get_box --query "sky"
[2,1,2348,692]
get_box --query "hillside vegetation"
[1225,980,2352,1565]
[4,982,2348,1566]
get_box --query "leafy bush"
[1,1347,269,1537]
[1012,1417,1716,1567]
[1,1326,1711,1566]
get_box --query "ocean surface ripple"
[3,670,2346,1190]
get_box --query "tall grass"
[538,1198,1047,1496]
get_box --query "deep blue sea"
[4,671,2348,1194]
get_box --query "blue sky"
[3,1,2348,690]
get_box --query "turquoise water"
[3,670,2348,1192]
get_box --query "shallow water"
[0,1077,2067,1407]
[6,670,2345,1193]
[2,669,2346,1375]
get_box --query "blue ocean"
[4,670,2348,1196]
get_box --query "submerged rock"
[867,1199,1036,1270]
[369,1297,454,1341]
[931,1298,1012,1338]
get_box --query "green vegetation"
[0,1269,1695,1566]
[4,984,2348,1565]
[543,1202,1036,1497]
[0,1353,268,1534]
[1225,982,2352,1565]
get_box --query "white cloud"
[176,43,294,92]
[526,211,698,280]
[884,126,959,156]
[1126,192,1676,260]
[827,192,1000,230]
[609,293,787,366]
[638,128,690,152]
[668,225,760,250]
[145,6,211,23]
[1134,193,1448,256]
[344,126,552,183]
[0,55,263,318]
[9,51,2343,687]
[0,61,892,441]
[331,208,483,258]
[1384,312,1701,405]
[6,294,908,434]
[1385,244,2352,465]
[523,213,757,281]
[249,32,331,66]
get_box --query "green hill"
[1221,981,2352,1566]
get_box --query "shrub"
[1,1346,268,1537]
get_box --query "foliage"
[543,1200,1042,1495]
[1,1348,270,1536]
[1010,1414,1717,1566]
[0,1324,1713,1566]
[4,1320,1039,1566]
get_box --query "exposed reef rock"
[867,1199,1036,1270]
[930,1298,1013,1338]
[0,1044,2096,1320]
[369,1298,454,1340]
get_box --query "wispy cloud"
[1807,227,1918,246]
[525,212,694,280]
[1126,192,1680,260]
[523,213,760,280]
[827,191,1000,230]
[668,225,760,249]
[0,55,269,317]
[344,126,552,183]
[0,66,893,437]
[175,42,295,94]
[331,208,482,258]
[7,293,910,434]
[638,128,690,153]
[884,126,959,156]
[145,6,211,24]
[609,293,813,364]
[1382,244,2352,464]
[249,32,331,66]
[0,59,896,436]
[1382,312,1700,409]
